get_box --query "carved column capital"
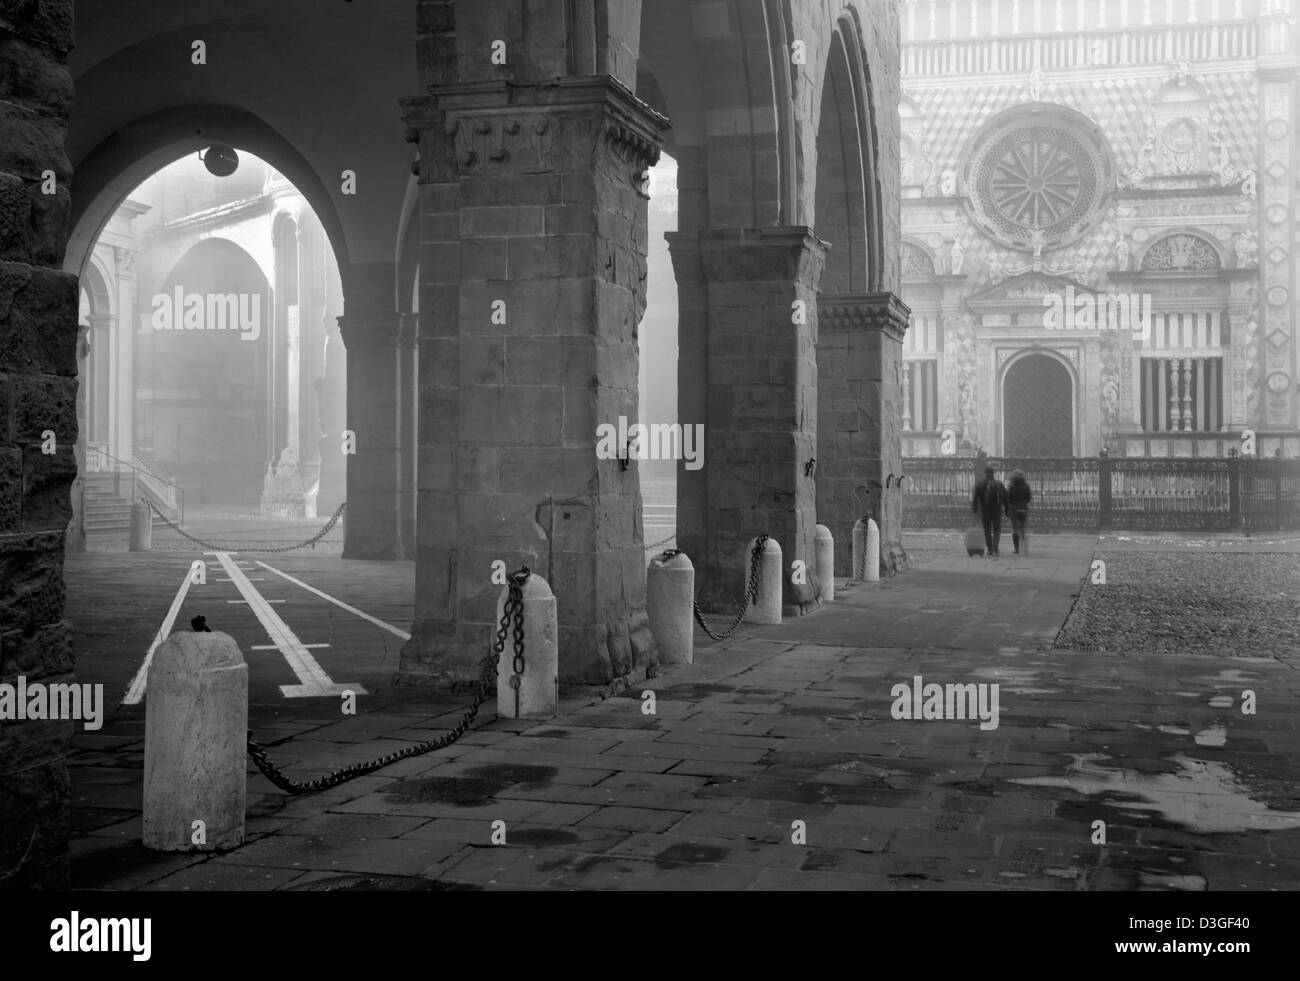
[337,315,400,352]
[819,291,912,344]
[410,77,668,194]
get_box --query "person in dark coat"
[1007,469,1032,555]
[971,465,1008,557]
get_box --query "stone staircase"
[82,473,167,550]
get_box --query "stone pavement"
[64,532,1300,890]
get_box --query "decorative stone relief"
[1140,233,1221,271]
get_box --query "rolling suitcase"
[965,524,986,557]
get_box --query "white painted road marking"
[226,598,285,604]
[254,561,412,640]
[251,643,330,650]
[122,563,197,705]
[213,552,366,698]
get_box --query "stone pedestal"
[260,451,317,519]
[338,265,402,559]
[669,227,827,614]
[396,77,667,688]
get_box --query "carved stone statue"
[949,239,965,275]
[921,141,938,196]
[958,377,977,445]
[1027,67,1043,102]
[1208,126,1236,184]
[1235,231,1255,269]
[1116,238,1130,272]
[1102,379,1119,430]
[1029,228,1045,269]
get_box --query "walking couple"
[972,466,1031,557]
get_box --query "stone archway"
[1002,352,1074,457]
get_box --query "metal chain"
[644,533,677,554]
[661,535,767,642]
[145,501,347,553]
[247,568,531,795]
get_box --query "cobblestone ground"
[64,532,1300,891]
[1054,552,1300,658]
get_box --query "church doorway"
[1002,353,1074,457]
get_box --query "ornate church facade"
[898,0,1300,460]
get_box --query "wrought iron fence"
[902,454,1300,533]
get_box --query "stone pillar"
[1227,278,1255,429]
[396,77,667,688]
[111,247,136,463]
[1258,68,1295,432]
[314,315,348,512]
[0,0,78,888]
[817,292,911,577]
[338,263,402,560]
[397,311,418,559]
[669,227,826,614]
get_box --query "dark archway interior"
[814,29,869,293]
[1003,354,1074,457]
[149,238,271,503]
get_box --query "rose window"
[964,110,1111,252]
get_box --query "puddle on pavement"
[1134,724,1191,736]
[285,873,478,891]
[1137,872,1207,891]
[1204,670,1258,686]
[382,764,558,806]
[1194,726,1226,747]
[1006,753,1300,833]
[971,666,1060,695]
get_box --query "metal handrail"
[85,446,185,526]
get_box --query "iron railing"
[902,454,1300,533]
[85,445,185,525]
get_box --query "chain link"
[644,533,677,554]
[145,501,347,554]
[661,535,768,642]
[248,568,532,795]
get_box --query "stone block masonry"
[0,0,78,889]
[817,292,911,576]
[670,226,827,616]
[398,76,669,689]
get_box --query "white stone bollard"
[143,631,248,852]
[865,518,881,582]
[744,536,782,625]
[495,573,558,719]
[129,502,152,551]
[814,524,834,603]
[647,551,694,665]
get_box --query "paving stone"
[287,813,431,838]
[577,806,687,833]
[218,833,467,877]
[545,854,764,890]
[749,869,895,890]
[142,862,306,891]
[61,536,1300,891]
[608,832,807,870]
